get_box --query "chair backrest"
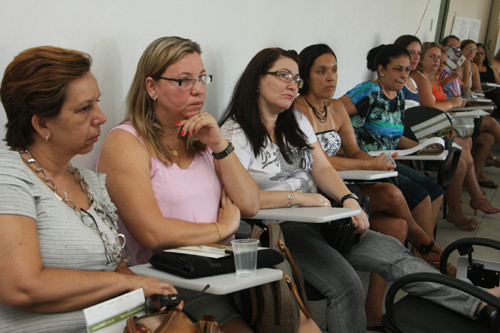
[404,106,454,141]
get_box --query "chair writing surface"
[338,170,398,180]
[250,207,361,223]
[130,265,283,295]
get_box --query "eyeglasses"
[264,71,304,89]
[465,47,477,53]
[477,51,485,55]
[156,74,213,89]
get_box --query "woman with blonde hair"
[98,36,318,332]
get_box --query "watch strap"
[212,141,234,160]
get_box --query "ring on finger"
[198,115,204,120]
[323,202,328,206]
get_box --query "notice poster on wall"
[451,16,481,42]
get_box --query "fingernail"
[176,121,181,125]
[187,132,191,137]
[192,129,196,134]
[180,130,185,136]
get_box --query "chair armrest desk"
[130,265,283,295]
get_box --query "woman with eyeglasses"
[218,46,494,333]
[97,36,261,332]
[0,46,181,332]
[461,40,482,93]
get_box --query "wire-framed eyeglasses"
[264,71,304,89]
[156,74,213,89]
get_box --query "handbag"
[448,113,482,138]
[150,248,283,279]
[320,190,369,254]
[236,223,311,333]
[124,311,222,333]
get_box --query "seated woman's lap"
[395,162,443,210]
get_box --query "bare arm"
[181,112,259,217]
[470,62,482,92]
[397,136,419,149]
[439,67,461,90]
[0,215,178,312]
[411,72,461,112]
[97,129,239,250]
[461,59,471,92]
[328,100,395,171]
[309,141,369,234]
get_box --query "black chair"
[440,237,500,286]
[381,272,500,333]
[382,237,500,332]
[403,106,463,218]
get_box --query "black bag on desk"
[150,248,283,279]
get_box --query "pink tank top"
[110,122,223,264]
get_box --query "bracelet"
[212,141,234,160]
[340,193,359,206]
[213,222,222,243]
[287,191,294,208]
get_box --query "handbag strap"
[283,273,312,318]
[277,239,312,318]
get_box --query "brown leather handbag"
[124,311,222,333]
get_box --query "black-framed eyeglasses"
[264,71,304,89]
[156,74,213,89]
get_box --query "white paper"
[84,288,145,333]
[451,16,481,42]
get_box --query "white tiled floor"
[365,145,500,332]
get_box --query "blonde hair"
[126,36,205,164]
[417,42,441,79]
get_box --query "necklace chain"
[165,135,182,157]
[19,150,129,265]
[304,96,328,123]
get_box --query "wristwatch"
[340,193,359,206]
[212,141,234,160]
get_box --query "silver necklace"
[19,150,129,265]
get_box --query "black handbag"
[320,191,370,254]
[149,248,283,279]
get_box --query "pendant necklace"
[304,96,328,123]
[165,135,182,157]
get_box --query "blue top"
[346,81,405,151]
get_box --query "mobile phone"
[145,294,182,313]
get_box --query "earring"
[381,73,385,77]
[151,94,157,101]
[257,88,260,93]
[44,134,49,143]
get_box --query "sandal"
[470,198,500,215]
[415,241,457,277]
[485,155,500,168]
[446,216,479,231]
[478,180,498,189]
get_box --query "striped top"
[346,81,405,152]
[0,149,117,333]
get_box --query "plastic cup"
[383,153,396,166]
[231,239,259,278]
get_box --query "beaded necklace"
[304,96,328,123]
[19,150,129,265]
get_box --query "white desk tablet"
[251,207,361,223]
[131,264,283,295]
[338,170,398,180]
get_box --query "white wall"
[0,0,441,169]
